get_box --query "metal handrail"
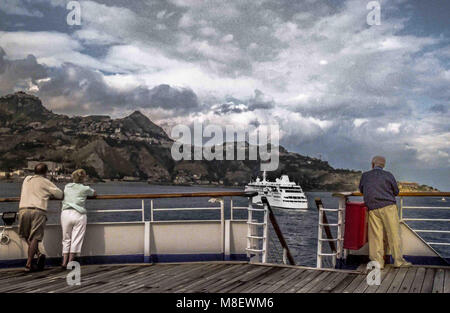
[261,197,296,265]
[399,195,450,247]
[334,191,450,197]
[0,191,247,203]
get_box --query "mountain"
[0,92,363,190]
[0,92,173,181]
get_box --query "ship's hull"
[252,196,308,210]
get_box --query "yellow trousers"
[368,204,407,268]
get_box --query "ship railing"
[0,192,250,257]
[315,198,343,269]
[0,191,294,264]
[0,192,248,223]
[231,197,296,265]
[316,191,450,269]
[397,193,450,248]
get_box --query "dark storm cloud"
[141,84,199,111]
[0,47,47,92]
[430,104,448,114]
[214,89,274,115]
[0,49,200,115]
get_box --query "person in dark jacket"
[359,156,411,269]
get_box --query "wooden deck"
[0,262,449,293]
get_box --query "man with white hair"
[359,156,411,269]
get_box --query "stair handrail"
[261,196,296,265]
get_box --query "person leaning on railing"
[18,163,63,272]
[60,169,96,269]
[359,156,412,269]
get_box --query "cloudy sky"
[0,0,449,189]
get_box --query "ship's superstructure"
[245,171,308,210]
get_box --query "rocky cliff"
[0,92,362,190]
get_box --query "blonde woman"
[60,169,96,268]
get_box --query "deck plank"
[70,266,148,293]
[91,264,199,293]
[199,264,261,293]
[296,271,331,293]
[126,264,234,293]
[245,268,291,293]
[387,267,408,293]
[105,265,194,293]
[343,273,366,293]
[171,264,252,293]
[267,269,306,293]
[25,265,122,293]
[353,274,371,293]
[320,272,349,293]
[142,264,217,291]
[331,273,359,293]
[274,270,314,293]
[253,269,305,293]
[186,264,249,293]
[308,272,343,293]
[421,268,435,293]
[444,270,450,294]
[135,264,228,293]
[287,270,322,293]
[213,265,275,293]
[224,267,289,293]
[0,263,448,293]
[399,267,417,293]
[376,267,399,293]
[189,264,256,293]
[100,265,182,293]
[409,267,426,293]
[432,269,445,293]
[0,267,76,293]
[153,264,225,292]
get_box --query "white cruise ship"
[244,171,308,210]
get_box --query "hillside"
[0,91,363,190]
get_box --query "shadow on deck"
[0,262,449,293]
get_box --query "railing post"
[262,201,268,263]
[399,196,403,221]
[220,198,225,259]
[336,196,346,265]
[317,207,323,268]
[141,200,145,222]
[144,221,151,263]
[246,198,253,259]
[150,200,154,222]
[209,197,225,260]
[230,199,234,221]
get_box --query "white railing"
[1,192,268,265]
[318,192,450,269]
[316,198,345,269]
[231,199,269,263]
[399,196,450,248]
[246,202,268,263]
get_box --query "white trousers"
[61,209,87,254]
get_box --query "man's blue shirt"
[358,167,399,210]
